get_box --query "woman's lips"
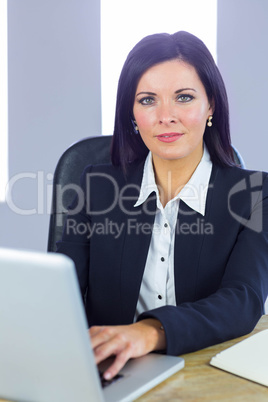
[156,133,184,143]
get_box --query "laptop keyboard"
[99,371,124,388]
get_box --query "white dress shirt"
[134,145,212,320]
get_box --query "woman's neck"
[152,149,203,208]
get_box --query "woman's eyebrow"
[175,88,196,93]
[136,91,156,97]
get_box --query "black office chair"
[47,135,245,252]
[47,135,112,252]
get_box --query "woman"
[57,31,268,380]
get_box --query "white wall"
[217,0,268,172]
[0,0,101,251]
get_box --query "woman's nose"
[158,103,178,125]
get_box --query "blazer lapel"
[174,165,219,304]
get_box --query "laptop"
[0,248,184,402]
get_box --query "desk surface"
[1,316,267,402]
[137,315,268,401]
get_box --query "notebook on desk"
[210,329,268,387]
[0,248,184,402]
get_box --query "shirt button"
[164,223,168,228]
[161,257,165,262]
[158,295,162,300]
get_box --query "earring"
[207,115,213,127]
[133,120,139,131]
[131,119,139,134]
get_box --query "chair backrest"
[47,135,245,252]
[232,146,245,168]
[47,135,112,252]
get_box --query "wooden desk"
[1,316,267,402]
[137,315,268,401]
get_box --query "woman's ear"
[209,98,215,114]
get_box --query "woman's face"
[133,59,213,167]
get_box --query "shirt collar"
[134,152,158,207]
[134,145,212,216]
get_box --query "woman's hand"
[89,318,166,380]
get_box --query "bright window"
[0,0,8,201]
[101,0,217,135]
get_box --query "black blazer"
[57,160,268,356]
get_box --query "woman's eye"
[139,97,155,105]
[177,94,193,102]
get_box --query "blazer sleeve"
[138,173,268,356]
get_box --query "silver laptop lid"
[0,248,104,402]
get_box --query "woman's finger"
[102,346,132,380]
[90,326,120,350]
[94,331,127,364]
